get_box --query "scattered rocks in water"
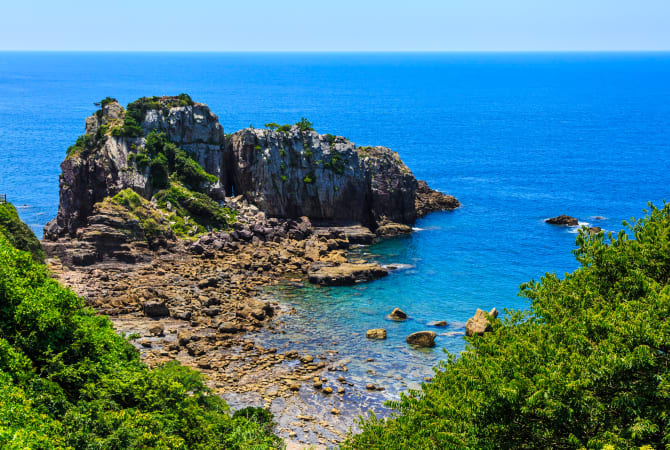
[428,320,448,327]
[307,262,388,286]
[406,331,437,347]
[365,328,387,339]
[288,381,301,391]
[365,383,376,390]
[388,307,408,321]
[331,408,339,415]
[337,387,345,394]
[465,308,498,336]
[545,215,579,226]
[301,355,314,364]
[323,387,333,394]
[588,226,602,234]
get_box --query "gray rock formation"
[44,95,459,242]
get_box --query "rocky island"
[41,94,459,445]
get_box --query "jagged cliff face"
[45,99,225,238]
[224,128,418,227]
[45,95,458,240]
[143,104,225,182]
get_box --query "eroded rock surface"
[465,308,499,336]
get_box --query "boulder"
[429,320,448,327]
[388,307,408,321]
[465,308,498,336]
[307,263,388,286]
[406,331,436,347]
[545,215,578,226]
[143,301,169,317]
[366,329,387,339]
[588,226,602,234]
[375,222,413,237]
[148,324,164,336]
[218,321,241,334]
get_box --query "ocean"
[1,51,670,403]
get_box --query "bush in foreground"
[0,220,280,449]
[345,204,670,449]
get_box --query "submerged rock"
[406,331,436,347]
[366,329,387,340]
[465,308,498,336]
[545,215,578,226]
[307,263,388,286]
[428,320,448,327]
[388,307,408,321]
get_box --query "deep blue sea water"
[2,52,670,399]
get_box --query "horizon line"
[1,49,670,54]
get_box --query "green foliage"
[254,145,263,151]
[280,175,288,183]
[66,134,93,157]
[276,124,292,134]
[279,148,287,158]
[264,123,279,130]
[325,133,337,145]
[323,151,346,175]
[131,131,217,193]
[149,153,170,190]
[0,232,280,448]
[153,182,237,233]
[0,202,44,263]
[303,175,315,184]
[94,97,118,108]
[346,203,670,449]
[296,117,314,132]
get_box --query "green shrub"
[296,117,314,132]
[277,124,292,134]
[279,148,287,158]
[303,175,314,184]
[0,233,280,448]
[66,134,93,157]
[153,182,237,232]
[264,123,279,130]
[0,202,44,263]
[149,154,170,190]
[131,131,217,193]
[346,204,670,449]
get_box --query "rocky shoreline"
[45,215,443,445]
[41,95,461,446]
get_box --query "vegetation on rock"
[0,222,279,448]
[153,182,237,235]
[346,204,670,449]
[0,202,44,263]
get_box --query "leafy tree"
[0,227,280,448]
[345,203,670,449]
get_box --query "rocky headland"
[41,95,459,445]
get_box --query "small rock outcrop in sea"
[388,307,408,321]
[428,320,448,327]
[406,331,436,347]
[545,215,579,226]
[366,329,387,339]
[588,226,602,234]
[307,262,388,286]
[465,308,498,336]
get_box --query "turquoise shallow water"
[1,52,670,400]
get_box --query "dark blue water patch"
[1,51,669,372]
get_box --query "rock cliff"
[45,95,459,244]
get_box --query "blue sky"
[1,0,669,51]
